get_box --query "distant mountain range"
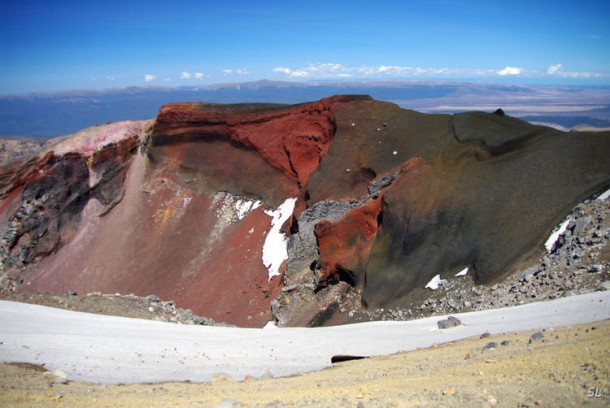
[1,80,609,138]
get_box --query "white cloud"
[290,69,311,78]
[144,74,157,82]
[545,63,602,78]
[273,63,350,78]
[566,71,602,78]
[273,63,499,79]
[194,72,205,79]
[272,62,605,81]
[105,76,116,81]
[180,72,192,79]
[223,68,250,76]
[272,67,292,75]
[547,63,563,75]
[497,66,523,76]
[163,78,172,82]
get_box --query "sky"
[1,0,609,94]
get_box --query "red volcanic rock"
[150,97,357,207]
[228,100,335,188]
[314,196,382,288]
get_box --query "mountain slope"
[0,96,608,327]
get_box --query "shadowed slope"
[287,100,609,319]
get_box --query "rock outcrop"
[0,122,143,270]
[0,97,608,327]
[150,97,340,207]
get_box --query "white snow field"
[0,291,609,385]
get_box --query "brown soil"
[1,320,608,407]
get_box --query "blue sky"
[1,0,609,94]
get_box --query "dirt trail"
[2,320,608,407]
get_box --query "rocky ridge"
[0,121,146,271]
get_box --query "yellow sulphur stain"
[154,208,172,226]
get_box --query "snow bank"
[455,267,469,277]
[235,198,262,220]
[262,197,297,280]
[263,321,278,329]
[425,274,444,290]
[2,291,608,384]
[544,218,570,252]
[597,188,610,201]
[211,192,261,224]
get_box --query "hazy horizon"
[2,77,610,99]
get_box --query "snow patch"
[597,188,610,201]
[208,192,262,245]
[425,274,444,290]
[544,218,571,252]
[235,199,261,220]
[262,197,297,280]
[211,192,261,223]
[455,267,469,277]
[263,321,278,329]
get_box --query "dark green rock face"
[304,99,610,310]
